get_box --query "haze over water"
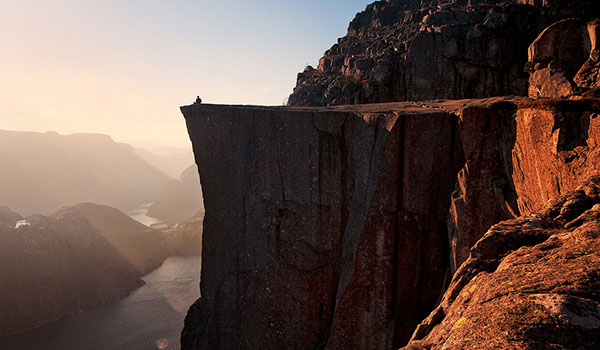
[0,256,201,350]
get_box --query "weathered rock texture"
[449,99,600,270]
[288,0,599,106]
[525,18,600,99]
[182,102,465,349]
[181,98,600,349]
[404,175,600,350]
[575,19,600,91]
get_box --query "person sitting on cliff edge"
[194,96,202,104]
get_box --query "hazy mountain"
[0,130,170,216]
[132,146,194,179]
[147,165,204,224]
[0,202,183,335]
[0,206,143,335]
[73,202,170,275]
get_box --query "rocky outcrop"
[575,19,600,91]
[181,98,600,349]
[526,18,600,99]
[181,102,465,349]
[449,98,600,269]
[403,175,600,350]
[288,0,599,106]
[147,165,204,224]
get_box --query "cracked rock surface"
[404,175,600,350]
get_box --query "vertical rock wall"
[181,104,463,349]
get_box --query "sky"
[0,0,370,148]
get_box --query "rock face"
[288,0,599,106]
[181,1,600,349]
[404,176,600,349]
[525,18,600,99]
[181,102,466,349]
[449,99,600,270]
[181,98,600,349]
[575,19,600,91]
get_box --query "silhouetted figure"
[194,96,202,104]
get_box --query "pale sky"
[0,0,370,148]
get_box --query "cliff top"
[181,96,527,117]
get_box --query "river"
[127,202,162,226]
[0,256,201,350]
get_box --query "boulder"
[528,68,575,98]
[527,18,588,79]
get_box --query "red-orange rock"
[575,19,600,90]
[403,175,600,350]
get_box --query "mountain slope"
[288,0,598,106]
[73,202,171,275]
[0,206,143,335]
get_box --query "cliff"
[288,0,599,106]
[181,98,600,348]
[180,1,600,348]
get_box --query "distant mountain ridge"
[0,130,171,216]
